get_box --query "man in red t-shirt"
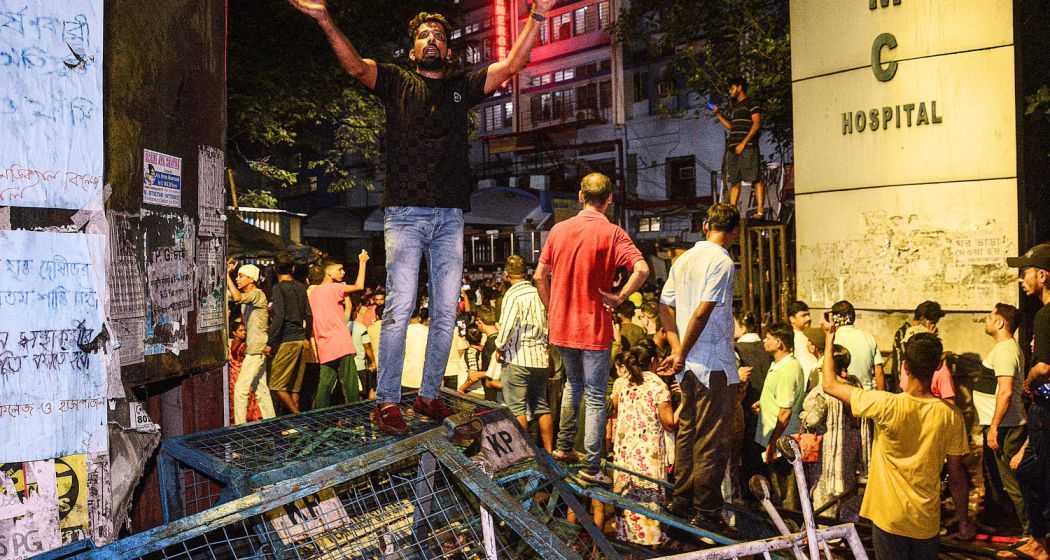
[534,173,649,484]
[309,252,368,408]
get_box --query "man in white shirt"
[788,300,819,375]
[659,203,740,528]
[975,303,1028,534]
[401,308,429,390]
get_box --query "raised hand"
[288,0,328,20]
[358,249,370,263]
[532,0,556,15]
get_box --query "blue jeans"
[377,206,464,404]
[555,346,610,469]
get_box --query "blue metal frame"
[89,430,579,560]
[157,388,497,521]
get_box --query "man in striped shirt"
[495,255,554,452]
[713,77,765,219]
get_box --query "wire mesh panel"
[159,390,493,520]
[96,434,578,560]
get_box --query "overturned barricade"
[87,391,885,559]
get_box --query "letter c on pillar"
[871,33,898,82]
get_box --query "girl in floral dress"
[609,346,680,547]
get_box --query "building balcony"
[519,100,611,132]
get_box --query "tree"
[228,0,458,194]
[617,0,792,152]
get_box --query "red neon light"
[494,0,509,59]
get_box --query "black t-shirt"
[373,63,491,210]
[727,98,761,148]
[267,280,311,347]
[1034,303,1050,366]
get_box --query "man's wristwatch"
[530,10,546,22]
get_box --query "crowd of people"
[223,173,1050,559]
[255,3,1050,557]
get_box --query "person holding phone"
[712,78,765,219]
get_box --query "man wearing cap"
[226,261,276,424]
[803,326,826,392]
[890,301,946,392]
[495,255,554,452]
[1007,243,1050,559]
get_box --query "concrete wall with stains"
[790,0,1021,356]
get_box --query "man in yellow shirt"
[820,322,974,559]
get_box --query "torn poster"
[54,455,87,545]
[0,231,108,463]
[85,453,110,545]
[197,146,225,237]
[0,460,60,560]
[143,211,194,356]
[105,213,145,367]
[196,237,226,333]
[142,149,181,208]
[0,1,104,210]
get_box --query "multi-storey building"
[461,0,786,270]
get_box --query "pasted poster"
[196,238,225,333]
[198,146,225,237]
[105,213,145,366]
[0,461,59,560]
[0,453,109,558]
[0,1,104,210]
[143,211,195,356]
[142,149,181,208]
[0,231,108,463]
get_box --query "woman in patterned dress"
[609,345,681,547]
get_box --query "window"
[554,68,574,82]
[666,156,696,199]
[576,83,597,111]
[599,80,612,109]
[633,71,649,102]
[451,28,462,40]
[541,73,552,85]
[482,38,493,61]
[656,79,674,98]
[503,102,513,128]
[574,6,588,35]
[465,22,480,34]
[465,44,481,64]
[538,19,549,44]
[552,12,572,41]
[484,105,498,131]
[639,217,662,232]
[598,1,611,28]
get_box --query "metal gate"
[740,223,791,325]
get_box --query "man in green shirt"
[753,322,805,506]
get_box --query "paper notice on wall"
[105,213,145,368]
[142,149,182,208]
[143,211,194,356]
[0,460,61,560]
[196,238,226,334]
[198,146,225,237]
[85,453,110,545]
[0,231,108,463]
[0,1,104,210]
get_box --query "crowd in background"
[223,193,1050,560]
